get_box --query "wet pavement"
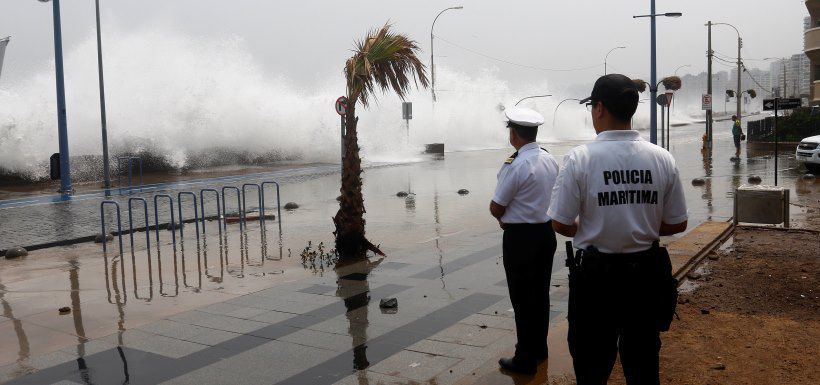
[0,121,818,384]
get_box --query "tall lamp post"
[430,6,463,103]
[515,94,551,106]
[634,2,682,145]
[604,46,626,75]
[39,0,72,196]
[674,64,691,76]
[94,0,112,191]
[713,22,743,122]
[552,98,581,129]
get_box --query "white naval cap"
[504,106,544,127]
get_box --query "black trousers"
[502,222,557,364]
[568,248,673,385]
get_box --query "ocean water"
[0,26,697,182]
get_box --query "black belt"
[504,221,552,228]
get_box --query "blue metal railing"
[242,183,262,221]
[127,197,150,252]
[261,181,282,229]
[100,200,124,256]
[177,191,200,241]
[199,188,222,237]
[116,156,143,193]
[221,186,243,231]
[153,194,176,249]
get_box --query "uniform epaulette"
[504,151,518,164]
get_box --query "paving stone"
[248,310,299,324]
[100,329,210,358]
[169,311,269,334]
[368,349,461,382]
[137,319,242,346]
[160,365,272,385]
[459,313,515,331]
[332,370,410,385]
[211,340,336,381]
[0,350,77,382]
[227,294,329,315]
[197,302,270,320]
[427,323,508,348]
[404,338,487,359]
[277,328,354,352]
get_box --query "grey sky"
[0,0,809,91]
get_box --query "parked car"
[796,135,820,173]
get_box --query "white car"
[796,135,820,173]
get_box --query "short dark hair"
[600,88,639,123]
[508,122,538,141]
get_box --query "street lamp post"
[674,64,691,76]
[430,6,463,103]
[95,0,112,191]
[604,46,626,75]
[40,0,72,195]
[552,98,581,129]
[713,23,742,123]
[634,2,682,145]
[515,94,552,106]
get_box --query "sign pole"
[335,96,349,175]
[774,98,779,186]
[340,115,345,174]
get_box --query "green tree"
[334,23,429,259]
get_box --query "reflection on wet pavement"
[0,121,816,384]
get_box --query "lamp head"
[453,6,464,9]
[665,12,683,18]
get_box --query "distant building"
[805,2,820,104]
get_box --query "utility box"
[734,185,790,228]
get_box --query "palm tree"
[333,23,429,259]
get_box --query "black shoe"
[498,357,536,375]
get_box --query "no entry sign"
[335,96,348,116]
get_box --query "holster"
[565,241,678,332]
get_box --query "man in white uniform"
[549,74,688,385]
[490,106,560,375]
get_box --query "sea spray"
[0,27,599,182]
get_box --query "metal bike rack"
[242,183,263,220]
[221,186,243,230]
[127,197,150,252]
[178,192,201,241]
[100,200,124,256]
[153,194,177,248]
[261,181,282,228]
[116,156,143,193]
[200,188,222,237]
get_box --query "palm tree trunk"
[333,102,383,259]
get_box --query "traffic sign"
[763,98,802,111]
[402,102,412,120]
[702,94,712,111]
[657,93,669,106]
[335,96,348,116]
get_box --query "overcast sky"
[0,0,810,92]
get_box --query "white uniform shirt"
[547,130,688,253]
[493,142,560,224]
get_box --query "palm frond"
[345,23,429,108]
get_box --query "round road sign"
[335,96,348,116]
